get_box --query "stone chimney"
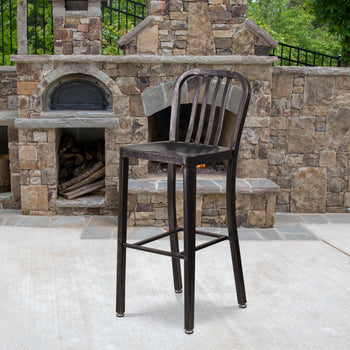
[119,0,277,56]
[52,0,103,54]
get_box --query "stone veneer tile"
[50,216,89,228]
[256,228,282,240]
[81,227,116,239]
[278,232,318,241]
[197,180,222,193]
[2,216,24,226]
[298,214,328,224]
[323,213,350,224]
[126,226,164,239]
[238,228,262,240]
[128,180,158,192]
[276,224,313,235]
[246,179,280,193]
[17,216,51,227]
[88,216,118,227]
[274,213,302,225]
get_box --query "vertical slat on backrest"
[195,77,212,143]
[185,76,203,143]
[169,71,189,141]
[213,77,232,146]
[204,76,223,145]
[230,75,251,149]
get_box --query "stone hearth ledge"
[127,178,280,195]
[14,111,119,128]
[11,54,277,65]
[0,110,17,126]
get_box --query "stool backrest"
[169,69,251,152]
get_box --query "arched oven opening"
[49,79,109,111]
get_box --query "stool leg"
[183,165,196,334]
[168,164,183,293]
[116,155,129,317]
[226,159,246,307]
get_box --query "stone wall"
[0,67,17,111]
[119,0,276,56]
[10,54,275,215]
[0,67,19,207]
[127,178,279,228]
[52,0,102,54]
[5,58,350,215]
[270,67,350,213]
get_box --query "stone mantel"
[273,66,350,76]
[15,110,119,129]
[11,54,277,65]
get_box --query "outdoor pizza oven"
[49,79,110,110]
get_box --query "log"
[60,152,75,164]
[62,160,75,169]
[75,153,85,166]
[63,179,105,200]
[58,161,104,191]
[84,143,96,161]
[59,135,74,156]
[90,188,106,195]
[97,140,104,162]
[72,160,89,178]
[71,146,81,154]
[0,154,10,192]
[60,167,105,194]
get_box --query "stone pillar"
[17,0,28,55]
[229,0,248,24]
[52,0,103,54]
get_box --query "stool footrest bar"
[194,236,229,252]
[134,228,183,246]
[125,242,185,259]
[195,229,227,239]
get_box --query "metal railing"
[0,0,16,65]
[271,42,342,67]
[102,0,146,55]
[27,0,53,55]
[1,1,344,66]
[0,0,53,65]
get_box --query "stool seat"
[116,68,251,334]
[121,141,233,166]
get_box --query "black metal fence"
[102,0,146,55]
[0,0,53,65]
[0,0,16,65]
[271,42,342,67]
[0,1,344,66]
[27,0,53,55]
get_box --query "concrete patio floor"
[0,212,349,349]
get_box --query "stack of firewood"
[58,134,105,199]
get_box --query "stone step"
[54,178,279,228]
[127,178,279,228]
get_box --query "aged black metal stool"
[116,68,251,334]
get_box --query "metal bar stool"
[116,68,251,334]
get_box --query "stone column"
[52,0,103,54]
[17,0,28,55]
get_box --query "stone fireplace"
[7,0,281,226]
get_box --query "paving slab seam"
[314,237,350,257]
